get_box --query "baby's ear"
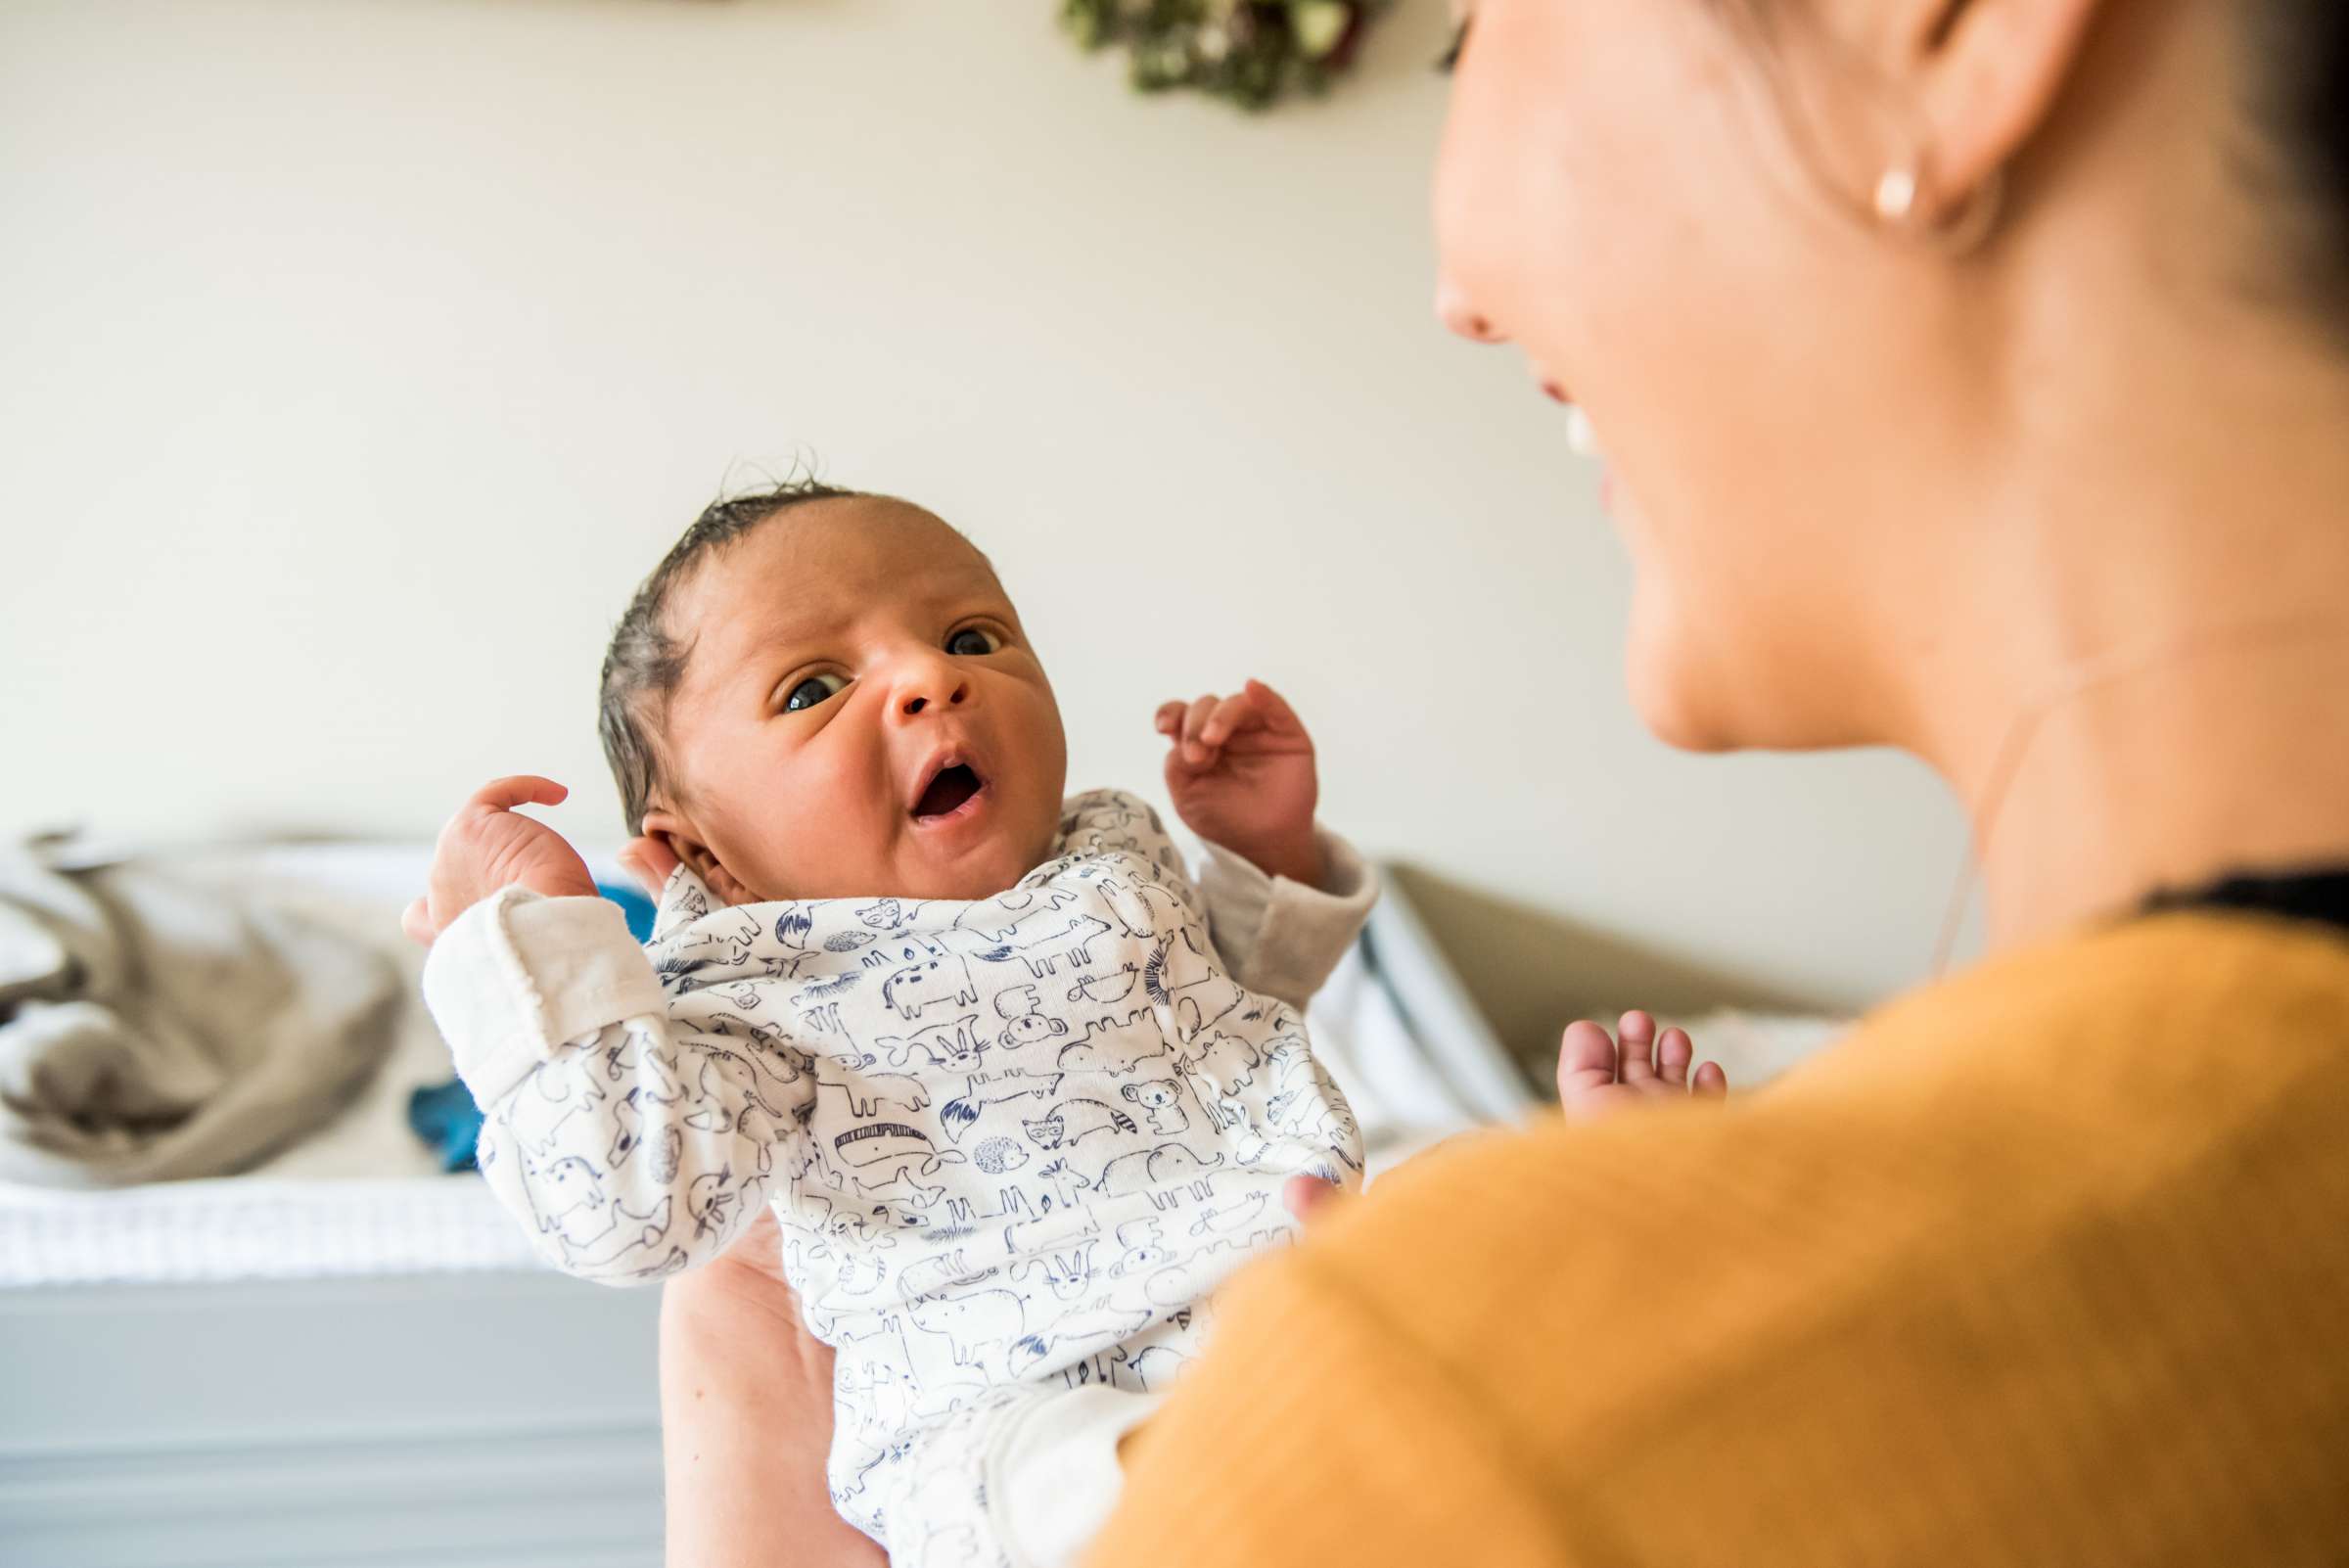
[615,834,682,899]
[642,809,756,906]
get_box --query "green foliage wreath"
[1061,1,1388,110]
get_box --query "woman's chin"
[1624,606,1741,755]
[1629,674,1734,754]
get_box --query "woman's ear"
[1903,0,2105,217]
[640,807,758,907]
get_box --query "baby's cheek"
[754,755,895,899]
[825,787,902,891]
[1010,687,1070,800]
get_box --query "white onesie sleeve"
[422,886,813,1285]
[1195,824,1378,1012]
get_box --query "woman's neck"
[1916,149,2349,956]
[1964,623,2349,954]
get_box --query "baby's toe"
[1656,1026,1692,1088]
[1557,1020,1623,1114]
[1615,1010,1659,1084]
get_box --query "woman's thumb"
[1282,1174,1344,1226]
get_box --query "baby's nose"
[893,659,971,718]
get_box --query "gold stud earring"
[1873,161,2005,255]
[1873,166,1921,226]
[1933,167,2006,255]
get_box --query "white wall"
[0,0,1970,1046]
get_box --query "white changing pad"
[0,842,1521,1289]
[0,1177,531,1284]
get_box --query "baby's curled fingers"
[400,897,436,947]
[1240,678,1304,736]
[467,774,570,815]
[1196,689,1262,751]
[1179,694,1222,765]
[1153,701,1188,739]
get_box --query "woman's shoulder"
[1101,914,2349,1562]
[1244,909,2349,1557]
[1854,902,2349,1080]
[1321,907,2349,1305]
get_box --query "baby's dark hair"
[597,478,863,837]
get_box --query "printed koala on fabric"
[462,790,1363,1561]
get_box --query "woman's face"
[1434,0,1941,753]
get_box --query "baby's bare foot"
[1556,1010,1728,1122]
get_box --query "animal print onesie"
[422,791,1374,1566]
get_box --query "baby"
[414,484,1377,1568]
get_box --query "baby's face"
[644,498,1068,904]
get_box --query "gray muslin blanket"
[0,838,399,1186]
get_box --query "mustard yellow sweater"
[1091,913,2349,1565]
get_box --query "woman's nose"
[888,653,971,720]
[1436,277,1504,344]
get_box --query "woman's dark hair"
[2245,0,2349,318]
[597,478,861,836]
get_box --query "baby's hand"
[1155,678,1322,887]
[1556,1010,1728,1121]
[401,775,599,946]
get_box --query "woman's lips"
[1561,403,1618,512]
[1565,405,1600,457]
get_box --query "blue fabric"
[405,880,655,1172]
[406,1078,484,1174]
[599,878,658,943]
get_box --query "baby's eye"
[945,626,1000,658]
[783,671,848,713]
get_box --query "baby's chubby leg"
[877,1381,1166,1568]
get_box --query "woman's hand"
[1155,679,1322,887]
[402,775,598,945]
[1283,1172,1349,1224]
[660,1209,885,1568]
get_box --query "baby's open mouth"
[912,762,985,820]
